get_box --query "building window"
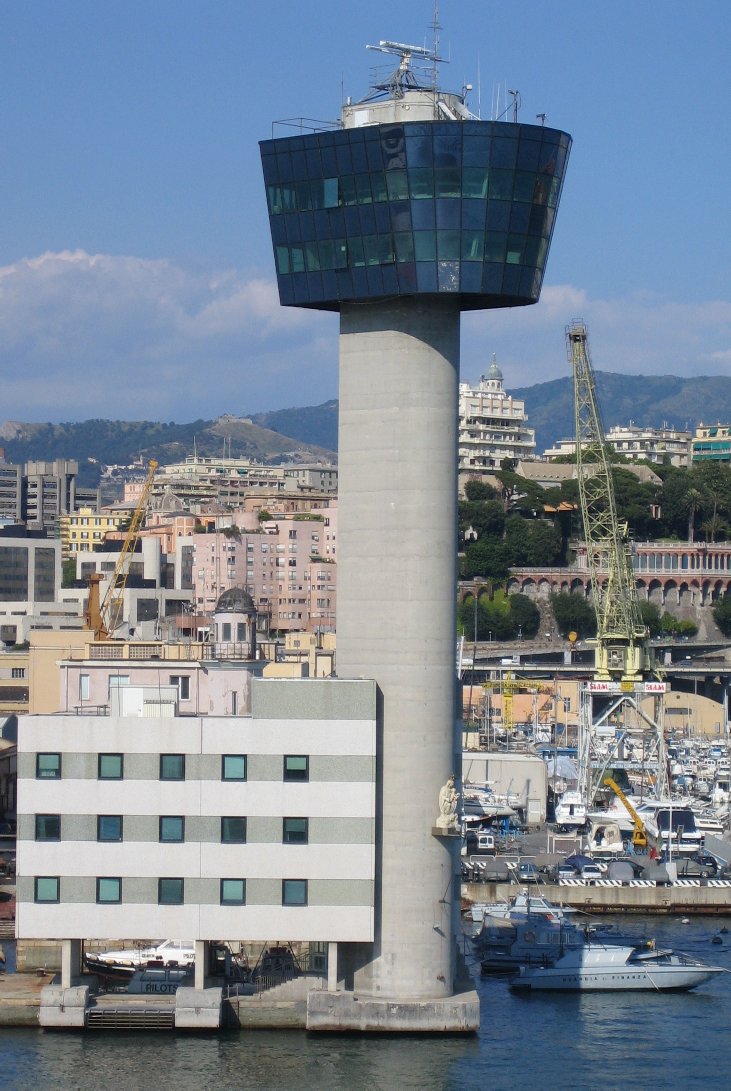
[283,755,309,782]
[282,879,308,906]
[36,753,61,779]
[96,877,122,904]
[221,754,247,781]
[79,674,90,701]
[220,879,246,906]
[97,815,123,842]
[107,674,130,698]
[283,817,308,844]
[159,816,185,843]
[34,876,60,903]
[98,753,123,780]
[169,675,190,701]
[221,622,232,641]
[160,754,185,781]
[35,814,60,841]
[221,816,247,843]
[11,667,25,679]
[158,878,184,905]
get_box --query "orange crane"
[85,460,158,639]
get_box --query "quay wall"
[463,881,731,915]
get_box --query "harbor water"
[1,916,731,1090]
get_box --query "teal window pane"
[348,238,365,267]
[513,171,536,202]
[159,816,185,843]
[485,232,507,262]
[547,176,562,208]
[97,815,122,842]
[220,879,246,906]
[290,247,305,273]
[339,176,357,206]
[35,814,60,840]
[267,185,284,213]
[386,171,408,200]
[463,135,489,168]
[282,878,308,906]
[98,753,123,780]
[462,167,488,199]
[333,240,348,269]
[506,234,525,264]
[35,877,59,903]
[305,243,320,272]
[437,230,460,260]
[318,241,334,270]
[221,816,247,843]
[413,231,436,261]
[97,877,121,904]
[355,174,372,204]
[158,878,184,905]
[461,231,484,261]
[523,236,547,267]
[489,169,514,200]
[435,167,461,198]
[323,178,339,208]
[160,754,185,781]
[378,234,395,263]
[275,247,290,274]
[394,232,415,262]
[283,817,309,844]
[283,755,309,782]
[371,172,388,202]
[409,168,433,199]
[364,235,381,264]
[222,755,247,781]
[36,753,61,779]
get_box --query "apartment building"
[544,423,691,467]
[59,508,122,559]
[458,357,536,474]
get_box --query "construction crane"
[85,460,158,639]
[567,322,651,683]
[603,776,656,853]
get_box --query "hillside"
[2,372,729,480]
[0,414,336,489]
[514,372,728,454]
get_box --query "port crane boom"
[567,322,650,682]
[85,459,158,639]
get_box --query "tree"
[712,593,731,637]
[525,521,563,566]
[639,601,662,636]
[460,539,511,582]
[464,478,498,502]
[550,592,597,638]
[459,499,505,540]
[62,558,77,588]
[508,593,540,638]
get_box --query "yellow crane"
[85,460,158,639]
[602,776,655,852]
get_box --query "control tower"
[261,40,571,1031]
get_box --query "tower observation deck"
[260,40,571,1033]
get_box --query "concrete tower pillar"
[337,298,460,997]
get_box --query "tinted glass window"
[98,753,123,780]
[97,877,121,904]
[282,878,308,906]
[160,754,185,781]
[220,879,246,906]
[283,818,308,844]
[158,878,184,905]
[97,815,123,842]
[159,816,185,843]
[283,755,309,782]
[34,877,59,903]
[221,817,247,844]
[36,753,61,779]
[222,755,247,781]
[35,814,60,841]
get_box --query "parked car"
[517,862,541,884]
[677,852,721,878]
[556,860,579,880]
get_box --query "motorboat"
[474,909,634,973]
[510,941,724,992]
[474,912,586,972]
[470,890,576,924]
[84,940,195,981]
[554,790,587,831]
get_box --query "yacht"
[84,940,195,981]
[510,942,724,992]
[470,890,576,924]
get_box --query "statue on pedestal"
[436,774,460,831]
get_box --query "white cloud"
[0,251,336,422]
[1,251,729,423]
[462,286,731,388]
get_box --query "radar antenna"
[365,39,445,97]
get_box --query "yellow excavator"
[603,776,658,853]
[85,460,158,640]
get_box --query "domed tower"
[213,586,257,661]
[483,353,504,392]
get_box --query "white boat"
[470,890,576,924]
[510,942,724,992]
[475,913,586,972]
[554,790,587,831]
[87,939,195,977]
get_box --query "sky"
[1,0,730,424]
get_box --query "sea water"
[1,916,730,1090]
